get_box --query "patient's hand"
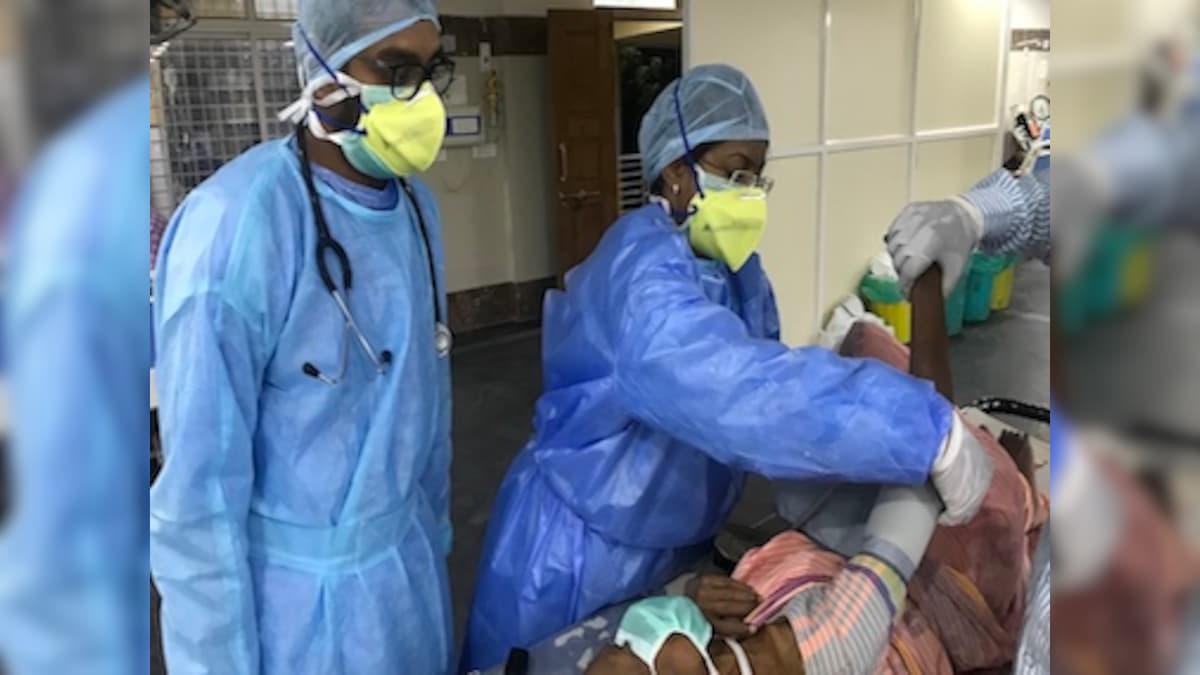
[685,575,760,638]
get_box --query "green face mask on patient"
[615,596,719,674]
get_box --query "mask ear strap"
[721,637,750,675]
[278,71,357,124]
[312,107,364,135]
[672,82,705,201]
[649,632,721,675]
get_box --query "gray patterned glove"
[885,197,984,296]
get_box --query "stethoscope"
[295,124,452,386]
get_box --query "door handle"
[557,189,600,204]
[558,143,568,182]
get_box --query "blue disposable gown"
[462,204,955,670]
[151,138,453,674]
[0,75,150,675]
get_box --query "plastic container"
[1056,276,1089,335]
[965,253,1006,323]
[1086,228,1127,318]
[1119,236,1153,307]
[990,255,1017,311]
[944,273,967,336]
[860,274,911,344]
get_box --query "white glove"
[1053,431,1124,591]
[930,414,994,525]
[884,197,984,296]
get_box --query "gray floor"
[1063,232,1200,444]
[149,260,1051,672]
[446,328,545,647]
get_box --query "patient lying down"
[586,269,1047,675]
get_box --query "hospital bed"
[477,403,1051,675]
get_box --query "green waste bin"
[860,274,911,344]
[965,253,1006,323]
[989,254,1018,311]
[944,273,968,336]
[1086,227,1134,318]
[1057,273,1090,335]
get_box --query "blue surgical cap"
[637,64,770,186]
[293,0,440,85]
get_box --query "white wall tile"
[827,0,914,140]
[688,0,821,148]
[760,155,819,344]
[823,146,909,309]
[916,0,1004,131]
[914,135,997,201]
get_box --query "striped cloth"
[732,422,1046,674]
[730,322,1049,674]
[735,531,948,675]
[733,532,950,675]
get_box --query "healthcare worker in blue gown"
[151,2,458,673]
[0,75,150,674]
[461,63,996,671]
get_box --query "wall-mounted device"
[444,105,484,147]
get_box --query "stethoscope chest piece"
[435,321,453,358]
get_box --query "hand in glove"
[930,413,994,525]
[885,197,984,297]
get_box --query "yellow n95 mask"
[279,28,448,180]
[685,167,768,273]
[292,80,446,180]
[358,82,447,177]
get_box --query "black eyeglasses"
[373,55,456,101]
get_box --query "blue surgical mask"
[614,596,719,675]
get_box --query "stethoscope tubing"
[295,124,449,382]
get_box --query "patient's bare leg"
[909,265,953,399]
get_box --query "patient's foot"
[997,429,1035,487]
[1136,467,1175,520]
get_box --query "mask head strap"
[672,81,705,201]
[297,25,368,115]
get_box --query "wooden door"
[548,9,619,281]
